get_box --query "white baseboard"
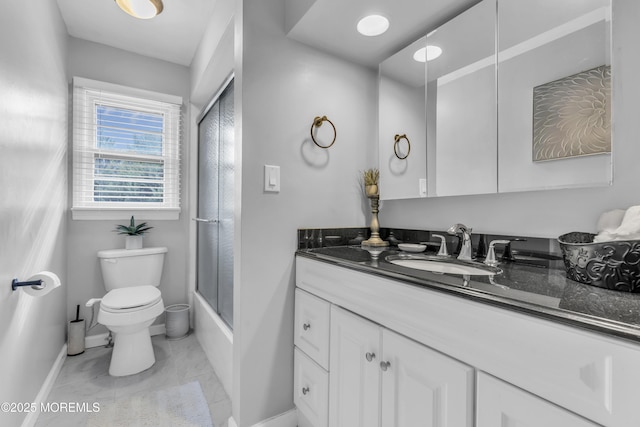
[21,344,67,427]
[85,324,166,348]
[229,408,298,427]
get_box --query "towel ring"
[394,134,411,159]
[310,116,337,149]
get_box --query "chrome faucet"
[447,223,473,261]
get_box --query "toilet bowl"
[98,286,164,376]
[92,247,168,376]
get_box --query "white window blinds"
[72,77,182,220]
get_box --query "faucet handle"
[502,238,527,261]
[485,240,511,267]
[431,234,449,257]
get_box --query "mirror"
[378,0,612,200]
[378,37,427,200]
[497,0,612,192]
[426,0,496,197]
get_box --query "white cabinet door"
[380,329,474,427]
[329,306,381,427]
[477,372,599,427]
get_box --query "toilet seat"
[101,286,162,313]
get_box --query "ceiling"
[55,0,216,66]
[286,0,481,69]
[54,0,482,69]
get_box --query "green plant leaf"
[113,216,153,235]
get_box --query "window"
[72,77,182,220]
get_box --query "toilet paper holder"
[11,278,44,291]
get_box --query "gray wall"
[233,0,377,424]
[65,38,192,334]
[0,1,69,426]
[383,0,640,239]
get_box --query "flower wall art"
[532,65,611,162]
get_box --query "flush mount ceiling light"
[357,15,390,37]
[413,45,443,62]
[115,0,164,19]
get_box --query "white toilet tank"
[98,247,168,291]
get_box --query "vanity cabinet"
[295,290,474,427]
[295,255,640,427]
[330,306,473,426]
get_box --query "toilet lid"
[101,286,162,310]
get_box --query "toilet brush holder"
[68,320,85,356]
[68,304,85,356]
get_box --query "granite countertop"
[296,245,640,343]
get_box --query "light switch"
[419,178,427,197]
[264,165,280,192]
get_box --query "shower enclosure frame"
[193,74,235,330]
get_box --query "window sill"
[71,207,180,221]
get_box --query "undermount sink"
[386,254,501,276]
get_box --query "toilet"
[95,246,167,376]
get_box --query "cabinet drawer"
[295,288,331,369]
[294,348,329,427]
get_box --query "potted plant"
[114,216,153,249]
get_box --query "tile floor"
[36,334,231,427]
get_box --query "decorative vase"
[125,235,143,250]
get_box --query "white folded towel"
[596,208,626,233]
[594,206,640,242]
[614,206,640,236]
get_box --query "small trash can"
[165,304,190,340]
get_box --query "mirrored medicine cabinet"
[379,0,612,200]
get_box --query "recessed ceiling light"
[413,45,442,62]
[413,48,426,63]
[115,0,164,19]
[357,15,390,37]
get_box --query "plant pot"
[125,235,143,250]
[365,184,379,198]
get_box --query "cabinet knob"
[302,323,311,331]
[365,352,376,362]
[302,386,310,395]
[380,361,391,371]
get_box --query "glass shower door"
[196,79,234,328]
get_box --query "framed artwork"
[532,65,611,162]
